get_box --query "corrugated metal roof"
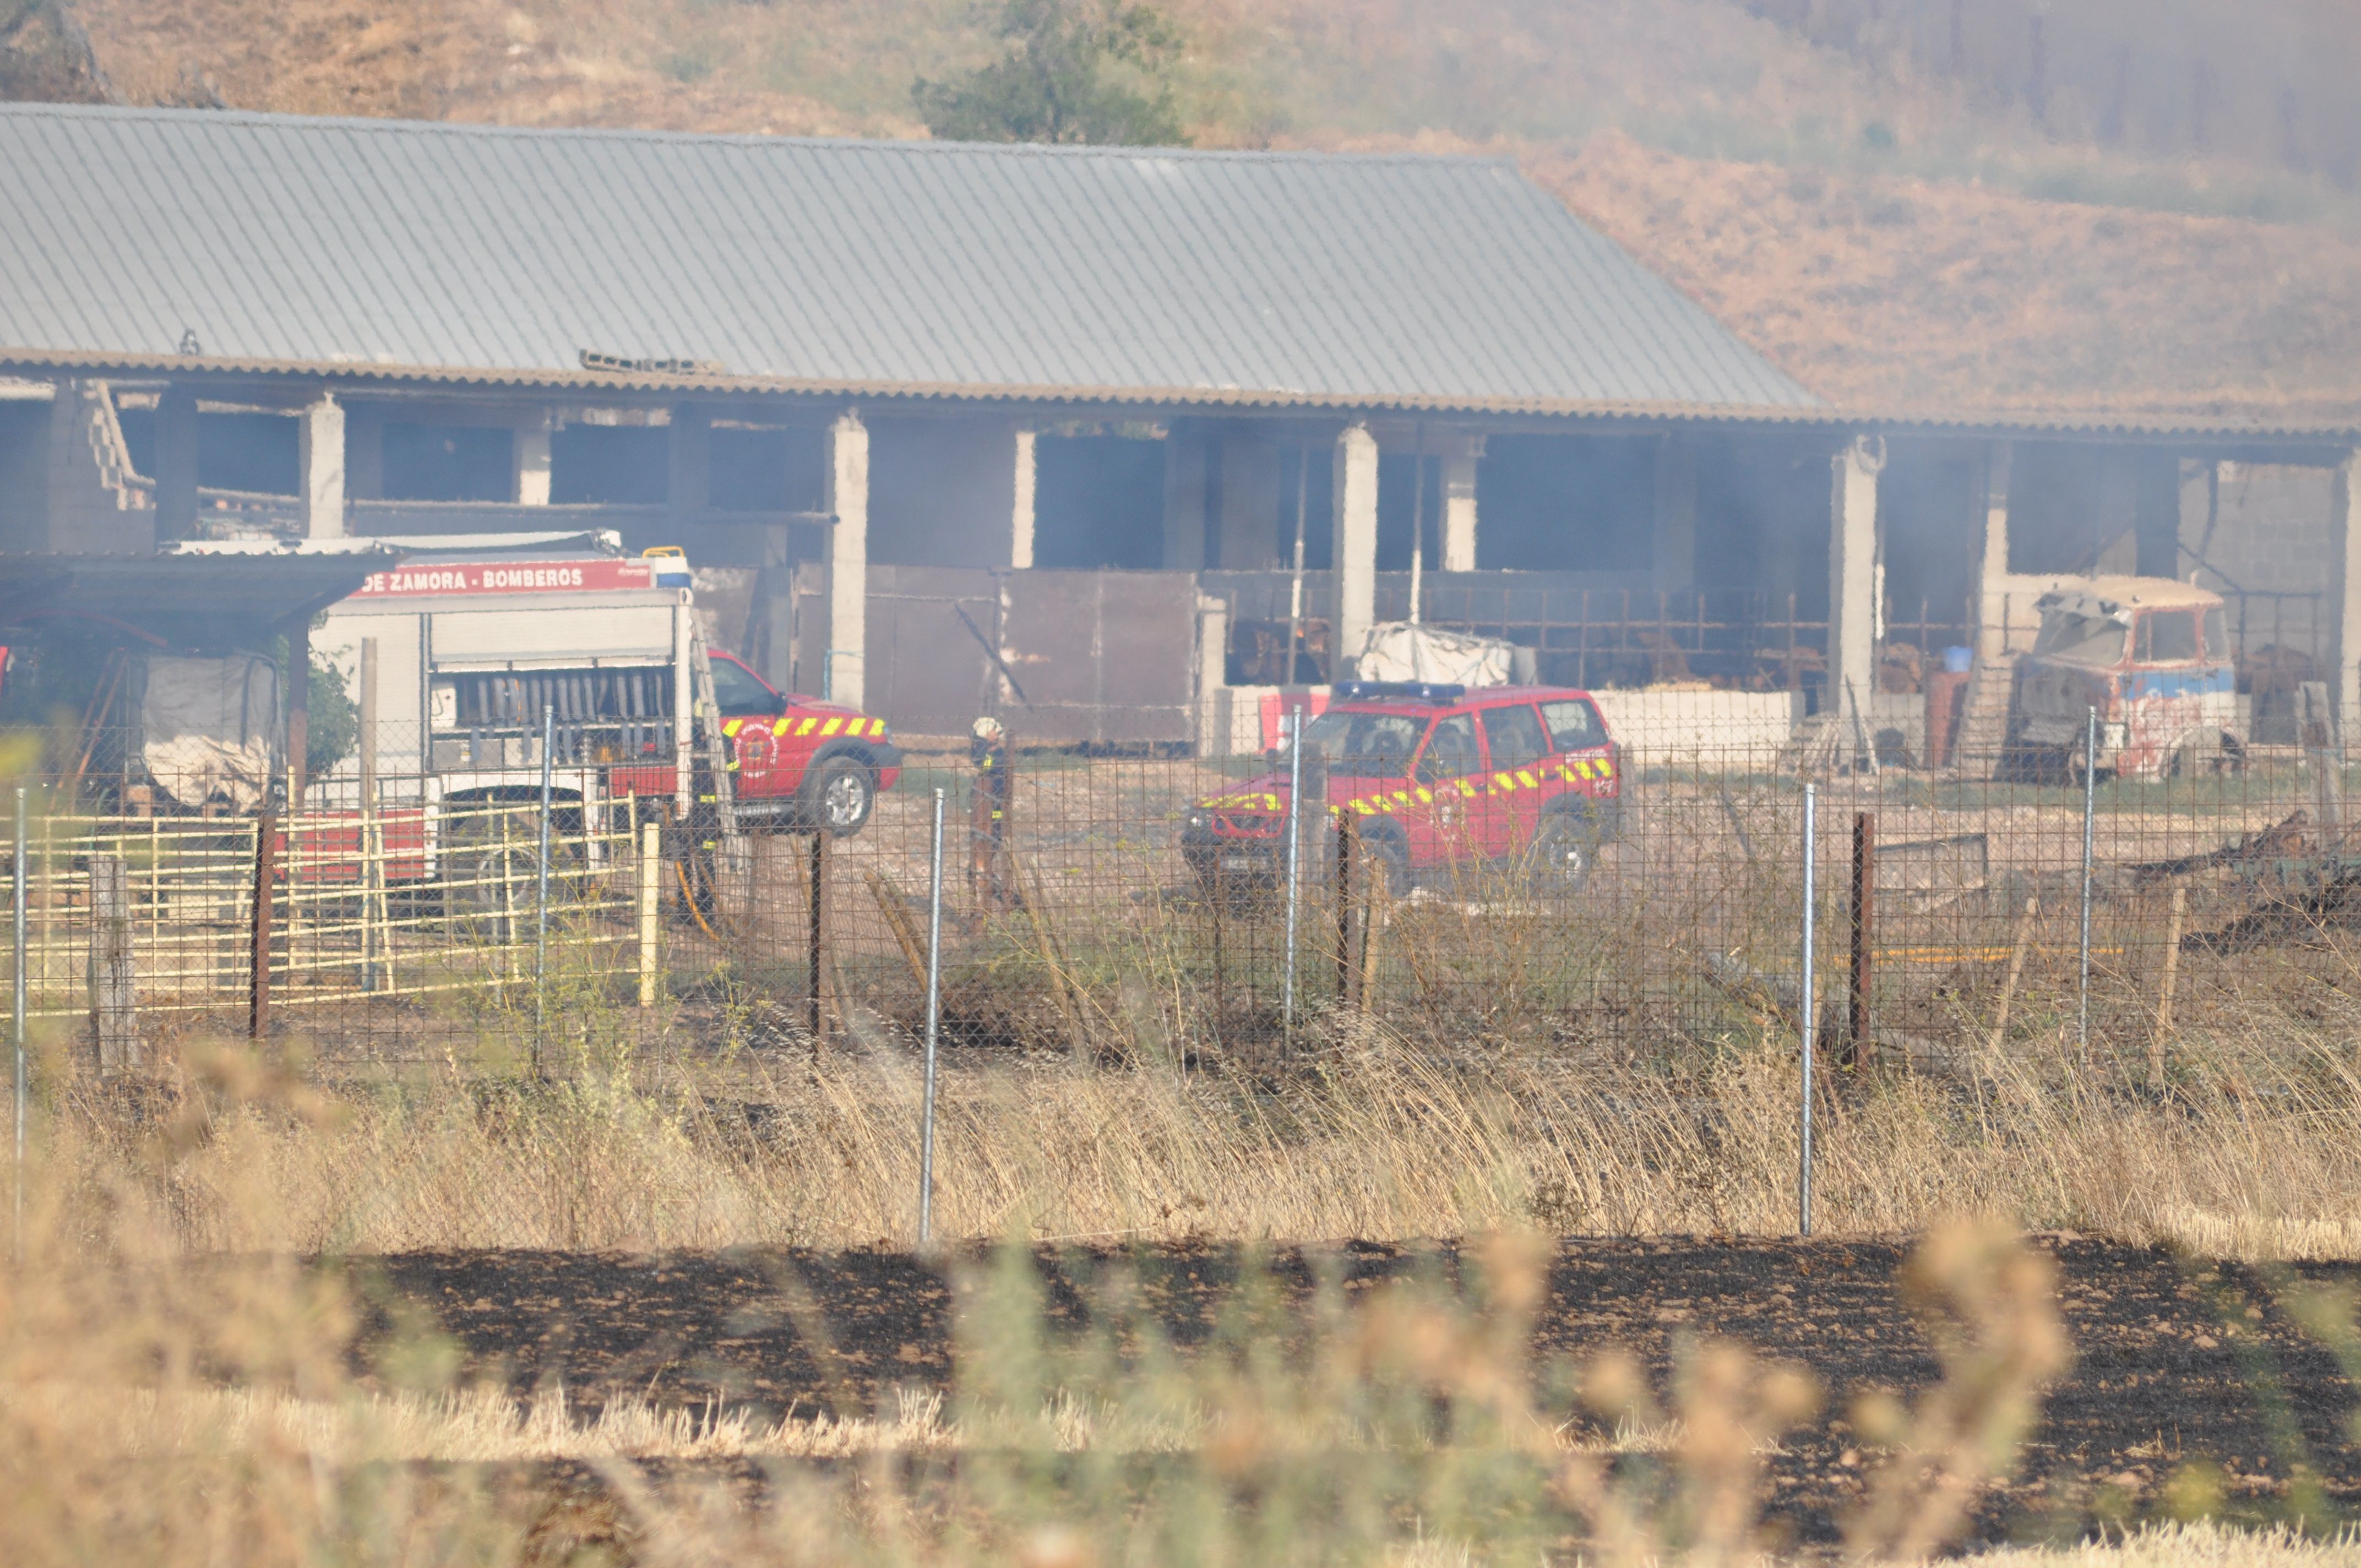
[0,105,1819,412]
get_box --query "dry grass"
[0,1056,2352,1565]
[1976,1527,2361,1568]
[36,1011,2361,1259]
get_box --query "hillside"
[8,0,2360,420]
[1532,132,2361,420]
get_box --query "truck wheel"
[1528,812,1597,892]
[802,758,875,836]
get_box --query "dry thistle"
[1846,1220,2074,1560]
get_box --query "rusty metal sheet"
[862,566,1001,740]
[999,570,1198,746]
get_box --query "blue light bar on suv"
[1333,680,1466,704]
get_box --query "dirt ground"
[356,1237,2361,1545]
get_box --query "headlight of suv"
[1185,810,1209,830]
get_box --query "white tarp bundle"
[141,655,278,809]
[1352,622,1527,687]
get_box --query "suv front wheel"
[1528,811,1597,891]
[802,756,876,836]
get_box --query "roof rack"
[1333,680,1465,704]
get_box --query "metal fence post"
[919,788,946,1248]
[1335,813,1357,1006]
[1799,781,1816,1239]
[637,818,660,1008]
[808,831,827,1041]
[535,702,553,1076]
[248,812,276,1041]
[1281,710,1304,1051]
[12,787,23,1263]
[1848,810,1875,1070]
[2080,705,2097,1057]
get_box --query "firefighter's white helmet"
[972,715,1005,742]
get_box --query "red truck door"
[1475,700,1554,859]
[1406,709,1485,871]
[710,653,788,797]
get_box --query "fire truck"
[306,535,899,884]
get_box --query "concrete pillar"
[514,411,552,506]
[41,379,83,553]
[1828,434,1884,734]
[1010,426,1036,570]
[2330,450,2361,743]
[825,411,869,709]
[1652,433,1699,590]
[1162,424,1209,570]
[155,384,197,542]
[1973,441,2014,658]
[298,394,345,540]
[1441,439,1480,572]
[1331,423,1379,678]
[668,405,710,522]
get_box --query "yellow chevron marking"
[869,720,886,737]
[820,717,843,737]
[1517,769,1538,788]
[1492,773,1517,792]
[796,718,817,736]
[721,718,746,738]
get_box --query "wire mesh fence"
[4,695,2359,1084]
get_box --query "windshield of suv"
[1299,710,1426,776]
[2032,610,2128,666]
[711,657,780,716]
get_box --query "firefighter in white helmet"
[969,715,1014,910]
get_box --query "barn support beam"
[1973,441,2014,658]
[1440,435,1481,572]
[1828,433,1884,756]
[825,411,869,709]
[1331,422,1379,677]
[1010,426,1036,570]
[514,410,552,506]
[299,393,345,540]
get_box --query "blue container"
[1941,645,1974,674]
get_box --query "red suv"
[709,651,903,834]
[1183,682,1621,892]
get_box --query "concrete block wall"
[2184,460,2335,594]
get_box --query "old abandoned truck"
[308,536,899,871]
[2006,576,2237,781]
